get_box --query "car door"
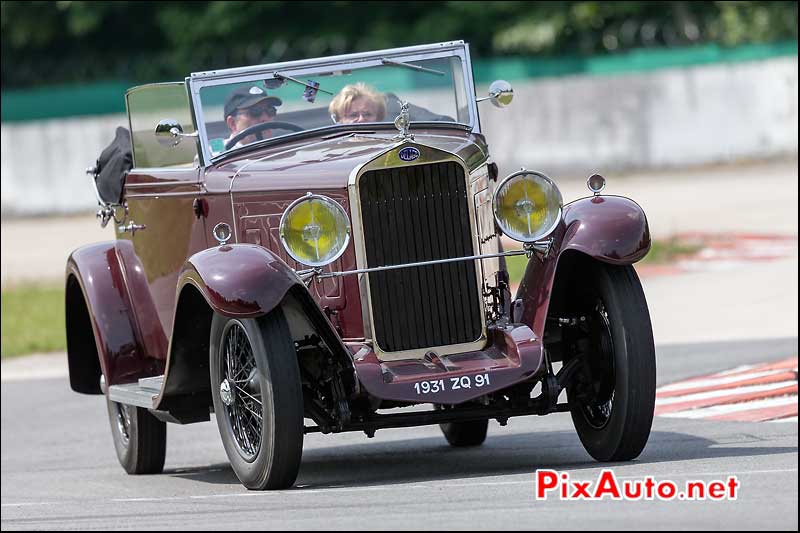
[120,82,207,362]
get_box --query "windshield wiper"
[380,58,445,77]
[271,72,334,95]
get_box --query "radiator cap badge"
[398,146,420,162]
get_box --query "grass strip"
[1,283,66,358]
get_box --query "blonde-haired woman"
[329,83,386,124]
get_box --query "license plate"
[412,373,491,395]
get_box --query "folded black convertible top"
[94,127,132,205]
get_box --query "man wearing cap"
[223,85,282,149]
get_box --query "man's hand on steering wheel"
[224,121,305,150]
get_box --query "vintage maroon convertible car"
[67,41,655,490]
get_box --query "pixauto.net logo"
[535,470,740,501]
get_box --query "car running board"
[107,376,164,409]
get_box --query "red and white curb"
[671,233,798,273]
[503,232,797,281]
[636,232,798,278]
[655,357,798,422]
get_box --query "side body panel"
[67,167,208,390]
[233,190,361,338]
[121,167,206,359]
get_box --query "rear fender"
[65,242,164,393]
[515,195,650,338]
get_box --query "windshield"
[196,54,471,158]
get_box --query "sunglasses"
[343,111,378,121]
[238,104,277,119]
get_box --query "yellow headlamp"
[492,170,562,243]
[279,193,351,267]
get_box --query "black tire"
[439,419,489,447]
[105,397,166,474]
[567,262,656,462]
[209,308,304,490]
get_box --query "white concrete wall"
[1,114,129,215]
[1,56,797,216]
[480,56,798,174]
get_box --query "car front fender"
[158,244,355,409]
[515,195,651,338]
[177,244,304,318]
[560,195,651,264]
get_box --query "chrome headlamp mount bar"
[296,240,553,282]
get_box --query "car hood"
[209,129,489,193]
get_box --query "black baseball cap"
[224,85,282,119]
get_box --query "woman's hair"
[329,83,386,122]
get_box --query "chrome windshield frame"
[186,41,479,166]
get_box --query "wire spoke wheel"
[105,395,166,475]
[577,299,616,430]
[114,403,133,448]
[210,309,304,490]
[565,261,656,462]
[220,320,263,461]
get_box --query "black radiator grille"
[359,161,483,352]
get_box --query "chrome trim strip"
[125,180,197,189]
[125,192,202,199]
[463,42,480,135]
[230,188,239,244]
[317,250,526,279]
[187,42,478,166]
[190,41,467,80]
[347,160,373,341]
[108,383,159,409]
[127,167,199,174]
[188,76,213,166]
[216,124,473,167]
[349,141,488,361]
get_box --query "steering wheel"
[224,121,305,150]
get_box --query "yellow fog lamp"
[492,170,562,243]
[279,193,351,267]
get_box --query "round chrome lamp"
[279,193,351,267]
[492,170,562,243]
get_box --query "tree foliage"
[1,1,797,88]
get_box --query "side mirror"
[155,119,197,147]
[477,80,514,108]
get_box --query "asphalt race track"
[2,338,797,530]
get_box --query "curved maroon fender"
[561,195,651,264]
[178,244,305,318]
[66,242,164,387]
[516,195,651,339]
[160,244,350,407]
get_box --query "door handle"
[118,221,146,235]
